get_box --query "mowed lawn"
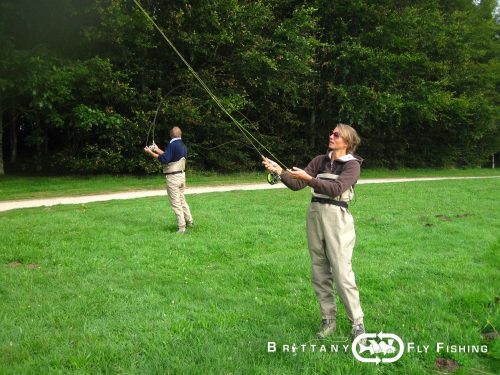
[1,178,499,374]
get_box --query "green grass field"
[0,168,498,201]
[1,178,499,374]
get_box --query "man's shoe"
[186,221,194,228]
[316,319,336,339]
[351,323,366,344]
[176,228,186,234]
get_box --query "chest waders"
[306,171,364,325]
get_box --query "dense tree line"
[0,0,498,175]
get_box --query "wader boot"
[316,319,336,339]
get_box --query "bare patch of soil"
[435,357,460,372]
[7,261,23,268]
[436,214,453,221]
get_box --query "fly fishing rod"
[133,0,287,184]
[145,98,162,150]
[145,84,197,151]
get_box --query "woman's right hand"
[261,156,283,175]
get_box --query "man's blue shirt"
[158,139,187,164]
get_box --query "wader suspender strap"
[312,161,351,208]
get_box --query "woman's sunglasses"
[330,130,341,139]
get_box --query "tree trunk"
[309,107,316,149]
[35,115,42,172]
[9,109,18,163]
[43,126,48,156]
[0,103,4,175]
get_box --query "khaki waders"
[164,158,193,230]
[306,173,364,324]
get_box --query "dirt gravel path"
[0,176,498,212]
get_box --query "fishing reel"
[148,144,156,152]
[266,172,280,185]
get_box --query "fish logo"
[359,339,397,355]
[352,332,404,364]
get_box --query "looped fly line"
[133,0,289,171]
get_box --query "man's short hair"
[170,126,182,138]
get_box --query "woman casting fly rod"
[263,123,366,341]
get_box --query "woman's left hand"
[288,167,312,182]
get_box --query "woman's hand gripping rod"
[262,156,285,185]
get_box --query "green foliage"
[0,0,498,174]
[73,105,124,131]
[315,0,499,168]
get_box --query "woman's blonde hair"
[336,123,361,153]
